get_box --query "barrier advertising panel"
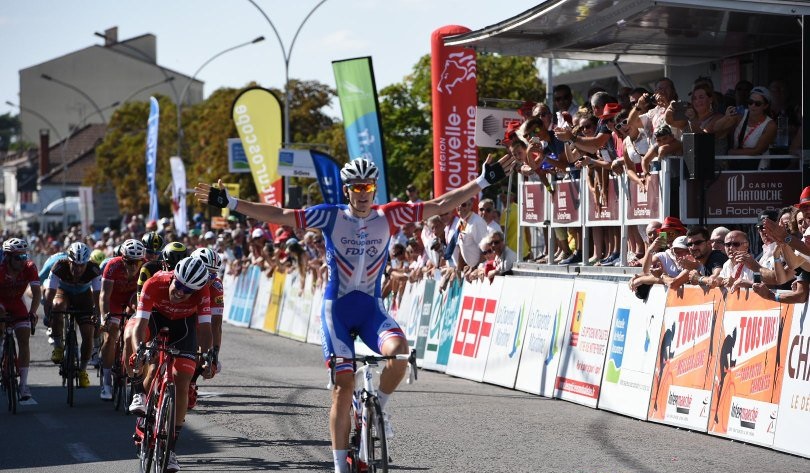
[515,278,574,397]
[397,279,425,346]
[772,302,810,458]
[306,285,324,345]
[445,278,504,382]
[277,271,311,341]
[708,290,791,447]
[227,265,261,327]
[584,175,621,226]
[520,182,547,226]
[263,272,286,333]
[551,179,581,227]
[482,277,533,389]
[422,278,464,372]
[222,274,236,326]
[554,280,617,407]
[625,172,662,224]
[248,274,272,330]
[414,279,437,360]
[647,286,724,431]
[598,285,668,419]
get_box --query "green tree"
[0,113,21,151]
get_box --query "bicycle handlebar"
[327,349,419,388]
[0,314,39,335]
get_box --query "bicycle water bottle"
[775,111,789,148]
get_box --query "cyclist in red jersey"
[99,239,146,401]
[187,247,224,409]
[130,257,214,473]
[0,238,41,401]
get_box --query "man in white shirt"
[488,231,517,277]
[718,230,755,291]
[455,197,490,270]
[477,198,502,234]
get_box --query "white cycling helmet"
[174,256,209,291]
[191,247,222,273]
[68,242,91,264]
[340,158,378,182]
[2,237,29,253]
[120,238,147,260]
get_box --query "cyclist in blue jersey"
[196,154,515,473]
[39,251,68,284]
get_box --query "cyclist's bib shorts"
[145,312,198,374]
[54,289,96,326]
[322,290,405,374]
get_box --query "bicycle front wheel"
[3,337,18,414]
[138,386,159,473]
[153,383,176,473]
[65,335,78,407]
[366,397,388,473]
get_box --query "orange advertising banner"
[648,286,724,430]
[708,289,791,446]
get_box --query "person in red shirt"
[187,247,224,409]
[129,256,213,473]
[0,238,41,401]
[99,239,146,401]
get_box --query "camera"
[645,94,657,108]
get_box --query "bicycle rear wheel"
[366,397,388,473]
[112,340,124,411]
[152,383,176,473]
[3,337,18,414]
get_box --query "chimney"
[39,129,50,176]
[104,26,118,46]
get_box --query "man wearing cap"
[683,226,728,287]
[202,231,216,249]
[634,234,692,290]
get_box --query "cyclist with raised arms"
[129,256,214,472]
[98,239,146,401]
[187,247,224,409]
[195,154,515,473]
[0,238,41,401]
[44,242,102,388]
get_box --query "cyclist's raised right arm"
[194,181,297,227]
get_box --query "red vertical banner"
[431,26,478,197]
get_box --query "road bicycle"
[53,309,94,407]
[134,327,200,473]
[108,312,132,413]
[1,316,21,414]
[328,349,417,473]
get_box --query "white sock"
[103,368,112,386]
[377,390,391,412]
[19,367,28,387]
[332,449,348,473]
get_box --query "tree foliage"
[0,112,21,151]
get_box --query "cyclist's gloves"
[208,185,238,210]
[475,160,508,189]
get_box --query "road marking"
[66,443,101,463]
[34,413,67,430]
[197,391,224,398]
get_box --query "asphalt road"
[2,322,807,472]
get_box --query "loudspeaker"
[682,133,715,180]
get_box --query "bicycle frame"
[52,309,91,407]
[1,316,19,414]
[110,312,131,413]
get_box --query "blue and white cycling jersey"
[294,202,424,300]
[39,252,68,284]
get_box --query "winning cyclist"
[44,242,102,389]
[187,247,224,409]
[98,239,146,401]
[195,154,515,473]
[0,238,41,401]
[129,256,214,472]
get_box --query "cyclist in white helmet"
[44,241,102,388]
[187,247,224,410]
[195,153,515,473]
[0,238,41,401]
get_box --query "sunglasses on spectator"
[173,279,196,295]
[615,119,629,131]
[482,249,494,255]
[686,240,706,247]
[724,241,745,248]
[491,239,503,245]
[347,183,376,193]
[479,207,493,213]
[747,100,765,107]
[710,238,724,245]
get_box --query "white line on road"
[34,413,67,430]
[66,443,101,463]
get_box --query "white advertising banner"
[169,156,188,235]
[597,285,667,419]
[772,303,810,458]
[306,282,325,346]
[482,277,534,389]
[77,186,94,235]
[401,280,426,348]
[554,279,618,408]
[515,278,574,397]
[248,274,272,330]
[474,106,522,148]
[222,274,236,325]
[278,148,318,178]
[277,271,311,341]
[445,278,503,383]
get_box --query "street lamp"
[122,76,176,104]
[246,0,329,145]
[40,74,106,124]
[175,36,265,158]
[5,100,63,142]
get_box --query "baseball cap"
[203,231,216,240]
[251,228,266,240]
[671,236,689,250]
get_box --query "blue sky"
[1,1,538,117]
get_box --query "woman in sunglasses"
[195,153,514,473]
[714,85,777,170]
[0,238,41,401]
[667,83,726,155]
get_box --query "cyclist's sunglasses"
[208,271,218,281]
[347,183,377,193]
[173,278,196,295]
[10,253,28,261]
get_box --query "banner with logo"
[414,279,437,361]
[772,302,810,458]
[395,279,424,346]
[421,277,464,372]
[681,170,801,224]
[584,174,621,226]
[475,106,522,148]
[520,182,548,226]
[445,278,503,382]
[277,270,311,341]
[222,273,236,324]
[554,280,617,408]
[647,286,724,430]
[227,138,251,173]
[227,264,261,327]
[78,186,94,235]
[332,57,389,203]
[514,278,574,397]
[552,178,581,227]
[482,277,533,389]
[263,271,286,333]
[598,285,668,419]
[625,172,662,224]
[306,282,325,345]
[310,150,344,205]
[169,156,187,236]
[145,96,160,223]
[248,274,273,331]
[231,87,284,206]
[431,25,478,197]
[708,290,792,447]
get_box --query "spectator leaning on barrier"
[488,231,517,278]
[477,198,502,234]
[716,230,755,292]
[455,196,489,271]
[633,234,691,291]
[683,226,729,287]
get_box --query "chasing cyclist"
[44,242,102,389]
[0,238,41,401]
[129,256,214,472]
[195,154,515,473]
[187,247,224,409]
[98,239,146,401]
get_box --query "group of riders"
[0,231,224,472]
